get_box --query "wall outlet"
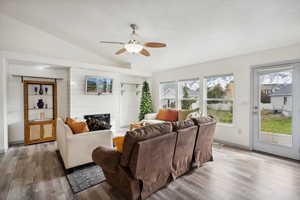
[238,128,243,135]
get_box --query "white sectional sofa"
[56,118,113,169]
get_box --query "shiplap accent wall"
[69,68,146,135]
[7,64,69,143]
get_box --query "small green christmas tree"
[139,81,153,120]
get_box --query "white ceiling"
[1,0,300,72]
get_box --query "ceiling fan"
[100,24,167,57]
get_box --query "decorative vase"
[45,87,48,95]
[37,99,44,109]
[39,85,44,95]
[34,87,38,95]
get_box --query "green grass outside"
[260,110,292,135]
[207,109,292,135]
[207,108,232,124]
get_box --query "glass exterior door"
[258,69,293,146]
[253,65,300,160]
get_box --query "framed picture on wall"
[86,76,113,95]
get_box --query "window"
[159,82,177,109]
[205,75,234,124]
[178,79,200,109]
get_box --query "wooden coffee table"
[129,122,150,131]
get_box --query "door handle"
[253,106,259,113]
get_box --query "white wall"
[152,43,300,148]
[69,68,146,135]
[0,12,150,149]
[7,64,69,143]
[0,57,8,152]
[0,13,120,67]
[120,84,141,127]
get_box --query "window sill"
[216,123,235,128]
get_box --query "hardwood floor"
[0,142,300,200]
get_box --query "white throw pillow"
[186,111,200,120]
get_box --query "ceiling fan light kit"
[124,40,143,53]
[100,24,167,57]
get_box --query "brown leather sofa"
[92,116,216,200]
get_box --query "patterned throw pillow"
[178,108,200,121]
[86,118,112,131]
[186,111,201,120]
[65,117,89,134]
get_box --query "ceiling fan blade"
[100,41,125,45]
[115,48,127,55]
[144,42,167,48]
[140,48,151,56]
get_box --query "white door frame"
[250,60,300,160]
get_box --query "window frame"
[177,78,201,110]
[159,81,178,109]
[204,74,235,125]
[159,78,201,110]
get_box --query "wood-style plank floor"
[1,142,300,200]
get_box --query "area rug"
[56,151,106,193]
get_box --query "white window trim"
[178,79,201,110]
[159,79,201,110]
[159,81,178,109]
[203,74,235,125]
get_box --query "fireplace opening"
[84,114,111,131]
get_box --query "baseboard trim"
[214,139,251,150]
[0,148,5,154]
[9,140,24,146]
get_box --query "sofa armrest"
[92,146,121,173]
[144,113,158,120]
[67,130,113,148]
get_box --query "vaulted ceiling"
[1,0,300,72]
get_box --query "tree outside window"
[178,79,200,110]
[205,75,234,124]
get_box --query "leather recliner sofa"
[92,116,216,200]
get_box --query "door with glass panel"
[252,64,300,159]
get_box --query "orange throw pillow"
[113,136,125,152]
[167,109,178,122]
[156,109,178,122]
[65,117,76,127]
[156,109,169,121]
[65,117,89,134]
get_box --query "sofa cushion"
[171,125,198,179]
[65,117,89,134]
[172,119,195,131]
[120,122,172,167]
[129,132,177,199]
[178,108,199,121]
[192,116,217,167]
[191,116,215,126]
[156,109,178,122]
